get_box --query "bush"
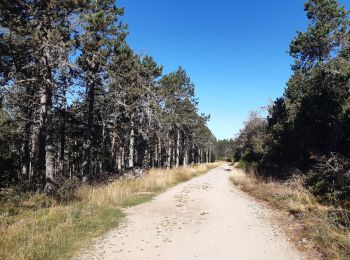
[0,156,18,188]
[307,153,350,205]
[57,178,80,203]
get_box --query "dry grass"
[0,163,220,260]
[230,167,350,260]
[81,163,220,208]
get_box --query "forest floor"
[76,165,305,260]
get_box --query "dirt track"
[76,165,304,260]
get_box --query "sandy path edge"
[75,165,305,260]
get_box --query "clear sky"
[117,0,349,140]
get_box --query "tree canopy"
[233,0,350,203]
[0,0,215,193]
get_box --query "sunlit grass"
[82,163,219,208]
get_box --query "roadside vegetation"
[217,0,350,258]
[230,167,350,259]
[0,163,219,260]
[0,1,216,258]
[230,0,350,206]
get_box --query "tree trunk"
[101,120,106,173]
[121,146,125,170]
[171,145,175,167]
[111,130,116,163]
[206,147,209,163]
[38,96,46,183]
[22,84,34,179]
[175,129,180,168]
[144,145,148,168]
[42,85,55,193]
[209,146,212,163]
[116,145,122,172]
[143,143,150,169]
[82,77,95,183]
[147,143,151,168]
[183,136,188,167]
[37,45,56,194]
[191,145,195,165]
[99,161,102,174]
[59,104,66,175]
[128,118,134,168]
[59,75,67,176]
[21,125,30,179]
[158,136,162,167]
[153,141,157,168]
[167,135,171,169]
[30,126,38,179]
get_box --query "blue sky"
[118,0,349,140]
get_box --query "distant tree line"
[0,0,215,193]
[213,139,235,161]
[233,0,350,204]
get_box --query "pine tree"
[77,0,126,183]
[290,0,349,70]
[0,0,215,192]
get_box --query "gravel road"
[76,165,304,260]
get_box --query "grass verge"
[0,163,220,260]
[230,167,350,260]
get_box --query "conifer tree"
[77,0,126,183]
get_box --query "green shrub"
[307,153,350,206]
[57,178,80,203]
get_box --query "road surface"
[76,165,304,260]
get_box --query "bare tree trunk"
[184,149,188,167]
[59,104,66,175]
[121,147,125,170]
[22,85,33,179]
[117,153,121,172]
[209,146,212,162]
[69,159,72,179]
[206,147,209,163]
[30,126,38,179]
[82,77,95,183]
[167,135,171,169]
[38,97,46,183]
[143,144,150,169]
[183,137,188,166]
[171,146,175,167]
[43,85,55,193]
[175,129,180,168]
[111,131,116,163]
[58,75,67,176]
[154,142,157,168]
[148,143,151,168]
[191,145,195,165]
[99,161,102,174]
[158,136,162,167]
[128,118,134,168]
[101,120,106,173]
[22,126,30,179]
